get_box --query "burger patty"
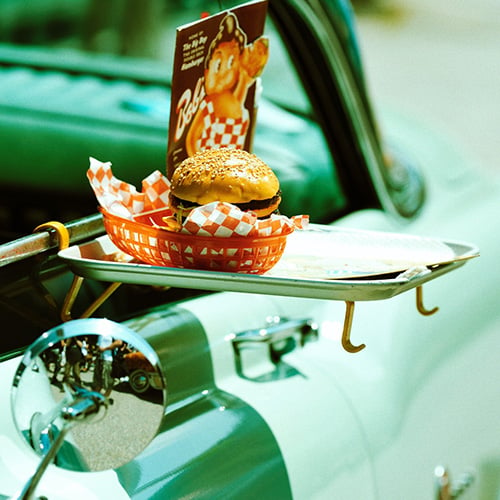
[170,191,282,213]
[233,191,281,212]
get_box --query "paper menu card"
[166,0,269,178]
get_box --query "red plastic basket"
[100,208,291,274]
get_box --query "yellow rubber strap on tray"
[33,221,70,250]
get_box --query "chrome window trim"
[271,0,420,220]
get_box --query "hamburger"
[169,149,281,222]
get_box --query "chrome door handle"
[231,316,318,381]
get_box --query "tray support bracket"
[34,220,122,322]
[61,275,122,322]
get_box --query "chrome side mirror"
[11,318,167,500]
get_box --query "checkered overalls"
[198,97,249,151]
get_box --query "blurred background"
[1,0,497,178]
[0,0,498,236]
[353,0,500,178]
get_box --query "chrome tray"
[58,226,478,302]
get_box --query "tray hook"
[342,301,366,353]
[416,286,439,316]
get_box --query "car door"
[1,0,499,499]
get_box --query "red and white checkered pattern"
[182,202,255,237]
[198,98,249,151]
[87,157,308,239]
[142,170,171,210]
[181,202,306,237]
[87,157,171,217]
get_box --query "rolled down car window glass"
[153,2,347,221]
[0,1,348,223]
[125,1,348,221]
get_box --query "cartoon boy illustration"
[185,12,268,157]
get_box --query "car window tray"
[58,225,478,302]
[58,225,479,353]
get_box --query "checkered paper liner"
[87,158,171,218]
[87,158,309,273]
[87,157,308,237]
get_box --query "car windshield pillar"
[269,0,425,219]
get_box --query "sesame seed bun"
[169,149,281,218]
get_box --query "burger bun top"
[170,149,279,205]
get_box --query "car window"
[0,1,309,113]
[0,0,347,239]
[0,1,350,355]
[85,1,311,115]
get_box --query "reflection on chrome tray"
[267,225,471,280]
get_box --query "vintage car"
[0,0,499,499]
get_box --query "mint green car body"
[0,1,499,499]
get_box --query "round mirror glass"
[11,318,167,472]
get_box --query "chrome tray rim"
[58,227,479,302]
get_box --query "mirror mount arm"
[17,388,108,500]
[18,424,72,500]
